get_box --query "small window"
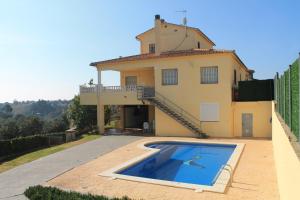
[197,42,201,49]
[162,69,178,85]
[149,43,155,53]
[201,66,218,84]
[234,69,237,85]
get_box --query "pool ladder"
[222,164,233,187]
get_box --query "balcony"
[79,85,98,105]
[79,84,144,105]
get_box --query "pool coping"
[98,139,245,193]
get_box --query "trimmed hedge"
[0,135,49,157]
[0,140,12,156]
[24,185,135,200]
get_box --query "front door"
[242,113,253,137]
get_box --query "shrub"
[24,185,135,200]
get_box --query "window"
[201,66,218,84]
[200,103,219,121]
[162,69,178,85]
[197,42,201,49]
[234,69,237,85]
[125,76,137,86]
[149,43,155,53]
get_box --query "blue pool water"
[117,142,236,186]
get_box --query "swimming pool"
[99,140,244,193]
[118,142,236,186]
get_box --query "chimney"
[154,14,161,55]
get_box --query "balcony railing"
[80,85,97,93]
[102,85,137,92]
[79,84,138,94]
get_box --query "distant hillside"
[0,100,71,120]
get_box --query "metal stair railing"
[137,86,205,137]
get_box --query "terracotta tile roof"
[90,49,249,71]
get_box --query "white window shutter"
[200,103,220,121]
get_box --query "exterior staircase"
[137,86,207,138]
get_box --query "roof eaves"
[231,51,249,71]
[90,49,236,67]
[135,28,154,40]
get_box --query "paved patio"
[48,137,280,200]
[0,135,142,200]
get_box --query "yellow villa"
[47,15,300,200]
[80,15,272,138]
[39,14,300,200]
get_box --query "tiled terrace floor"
[48,137,279,200]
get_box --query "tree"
[67,96,97,130]
[0,103,13,118]
[30,100,54,116]
[0,119,19,140]
[19,116,44,136]
[14,114,26,121]
[1,103,13,114]
[43,114,69,133]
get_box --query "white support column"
[97,68,104,133]
[97,68,102,99]
[98,69,102,86]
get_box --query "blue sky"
[0,0,299,102]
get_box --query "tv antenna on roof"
[176,10,187,26]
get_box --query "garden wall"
[272,103,300,200]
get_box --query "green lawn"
[0,134,100,173]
